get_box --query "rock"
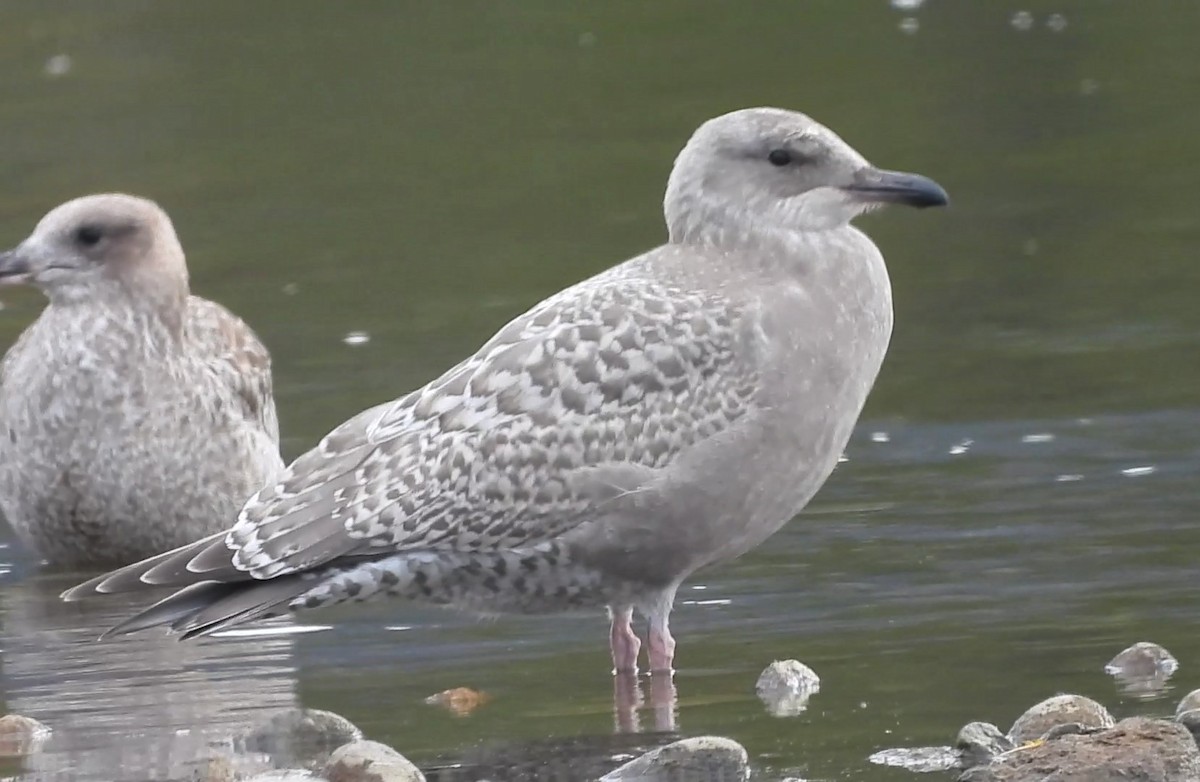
[1106,642,1178,696]
[1175,709,1200,744]
[1176,688,1200,718]
[0,713,50,757]
[755,659,820,717]
[956,722,1014,769]
[423,687,491,717]
[1008,694,1114,744]
[323,740,424,782]
[195,755,237,782]
[1106,642,1179,678]
[243,772,326,782]
[868,745,961,773]
[240,708,363,770]
[600,736,749,781]
[959,717,1200,782]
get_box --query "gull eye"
[767,149,793,167]
[75,225,103,248]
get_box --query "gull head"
[664,107,948,241]
[0,193,188,306]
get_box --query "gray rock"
[1106,642,1179,678]
[956,722,1013,769]
[1008,694,1114,745]
[1175,688,1200,718]
[323,740,424,782]
[0,713,50,757]
[1174,708,1200,744]
[240,708,363,770]
[1106,642,1178,696]
[867,745,961,773]
[959,717,1200,782]
[600,736,749,781]
[244,772,326,782]
[755,659,820,717]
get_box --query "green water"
[0,2,1198,780]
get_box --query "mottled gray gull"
[0,194,284,566]
[64,109,947,673]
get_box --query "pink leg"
[609,605,641,674]
[647,609,676,674]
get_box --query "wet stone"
[957,722,1013,769]
[1105,642,1179,696]
[244,771,326,782]
[239,708,364,770]
[755,659,820,717]
[867,745,961,773]
[1176,688,1200,717]
[424,686,491,717]
[323,740,425,782]
[0,713,50,757]
[959,717,1200,782]
[1008,694,1114,745]
[600,736,749,781]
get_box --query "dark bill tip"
[845,168,949,209]
[0,249,32,284]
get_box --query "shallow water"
[1,2,1199,780]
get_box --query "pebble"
[755,659,820,717]
[423,687,491,717]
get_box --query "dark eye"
[75,225,103,248]
[767,149,793,167]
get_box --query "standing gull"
[64,109,947,673]
[0,194,284,566]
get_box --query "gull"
[0,194,284,566]
[64,108,947,674]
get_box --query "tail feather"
[101,575,315,640]
[61,532,232,601]
[174,576,312,639]
[102,581,243,638]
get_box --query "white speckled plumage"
[0,194,284,566]
[64,109,947,673]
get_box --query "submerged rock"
[1105,642,1178,696]
[959,717,1200,782]
[423,687,491,717]
[239,708,363,770]
[755,659,820,717]
[600,736,749,781]
[323,740,424,782]
[244,771,325,782]
[867,744,961,773]
[1007,694,1114,744]
[868,721,1013,773]
[1176,688,1200,717]
[0,713,50,757]
[956,722,1014,769]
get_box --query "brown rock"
[0,713,50,757]
[960,717,1200,782]
[423,687,490,717]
